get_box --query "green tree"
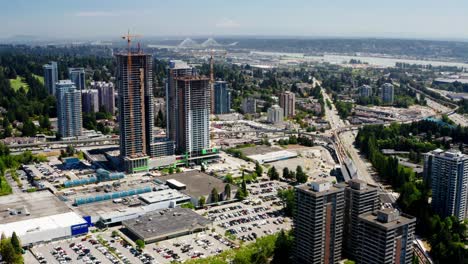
[255,162,263,177]
[295,166,308,183]
[272,230,293,264]
[268,166,280,181]
[2,118,12,138]
[135,239,145,249]
[224,184,232,200]
[211,188,219,203]
[21,118,37,136]
[10,232,21,254]
[224,174,234,183]
[39,115,51,130]
[198,196,206,207]
[277,189,295,217]
[282,167,290,179]
[0,238,22,264]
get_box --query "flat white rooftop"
[0,212,86,238]
[247,150,298,164]
[166,179,186,188]
[139,189,190,204]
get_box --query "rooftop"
[0,191,71,224]
[157,170,235,199]
[296,182,344,197]
[428,148,467,160]
[359,209,416,230]
[123,207,211,241]
[138,189,190,204]
[0,212,86,239]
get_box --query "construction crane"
[121,31,142,156]
[210,49,215,114]
[210,49,215,84]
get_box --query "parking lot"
[30,180,292,264]
[31,234,122,264]
[148,231,235,262]
[202,180,292,243]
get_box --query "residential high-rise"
[116,53,154,173]
[213,81,231,114]
[68,67,86,91]
[56,80,82,138]
[267,105,283,124]
[174,76,211,158]
[357,209,416,264]
[424,149,468,220]
[81,89,99,113]
[43,61,58,95]
[166,60,195,143]
[92,81,115,114]
[359,85,372,98]
[279,91,295,117]
[294,181,344,264]
[381,83,394,104]
[241,97,256,114]
[342,179,379,259]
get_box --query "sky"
[1,0,467,40]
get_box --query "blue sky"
[1,0,467,40]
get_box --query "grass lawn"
[0,174,12,196]
[9,76,29,91]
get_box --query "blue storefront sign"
[71,223,89,236]
[83,216,93,227]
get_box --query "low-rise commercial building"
[0,212,88,246]
[123,207,211,243]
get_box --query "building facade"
[381,83,394,104]
[92,81,115,114]
[81,89,99,113]
[267,105,284,124]
[294,181,344,264]
[357,209,416,264]
[214,81,231,114]
[279,91,295,117]
[150,138,175,158]
[342,179,379,259]
[359,85,372,98]
[424,149,468,220]
[166,60,195,145]
[241,97,256,114]
[174,76,211,158]
[43,61,58,95]
[115,53,154,173]
[56,80,82,138]
[68,67,86,91]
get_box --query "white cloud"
[215,18,240,29]
[74,11,120,17]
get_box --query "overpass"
[6,137,119,149]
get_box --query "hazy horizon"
[1,0,468,42]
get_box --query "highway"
[6,137,119,149]
[321,89,376,185]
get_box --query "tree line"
[355,121,468,262]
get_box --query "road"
[321,90,376,185]
[425,95,468,127]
